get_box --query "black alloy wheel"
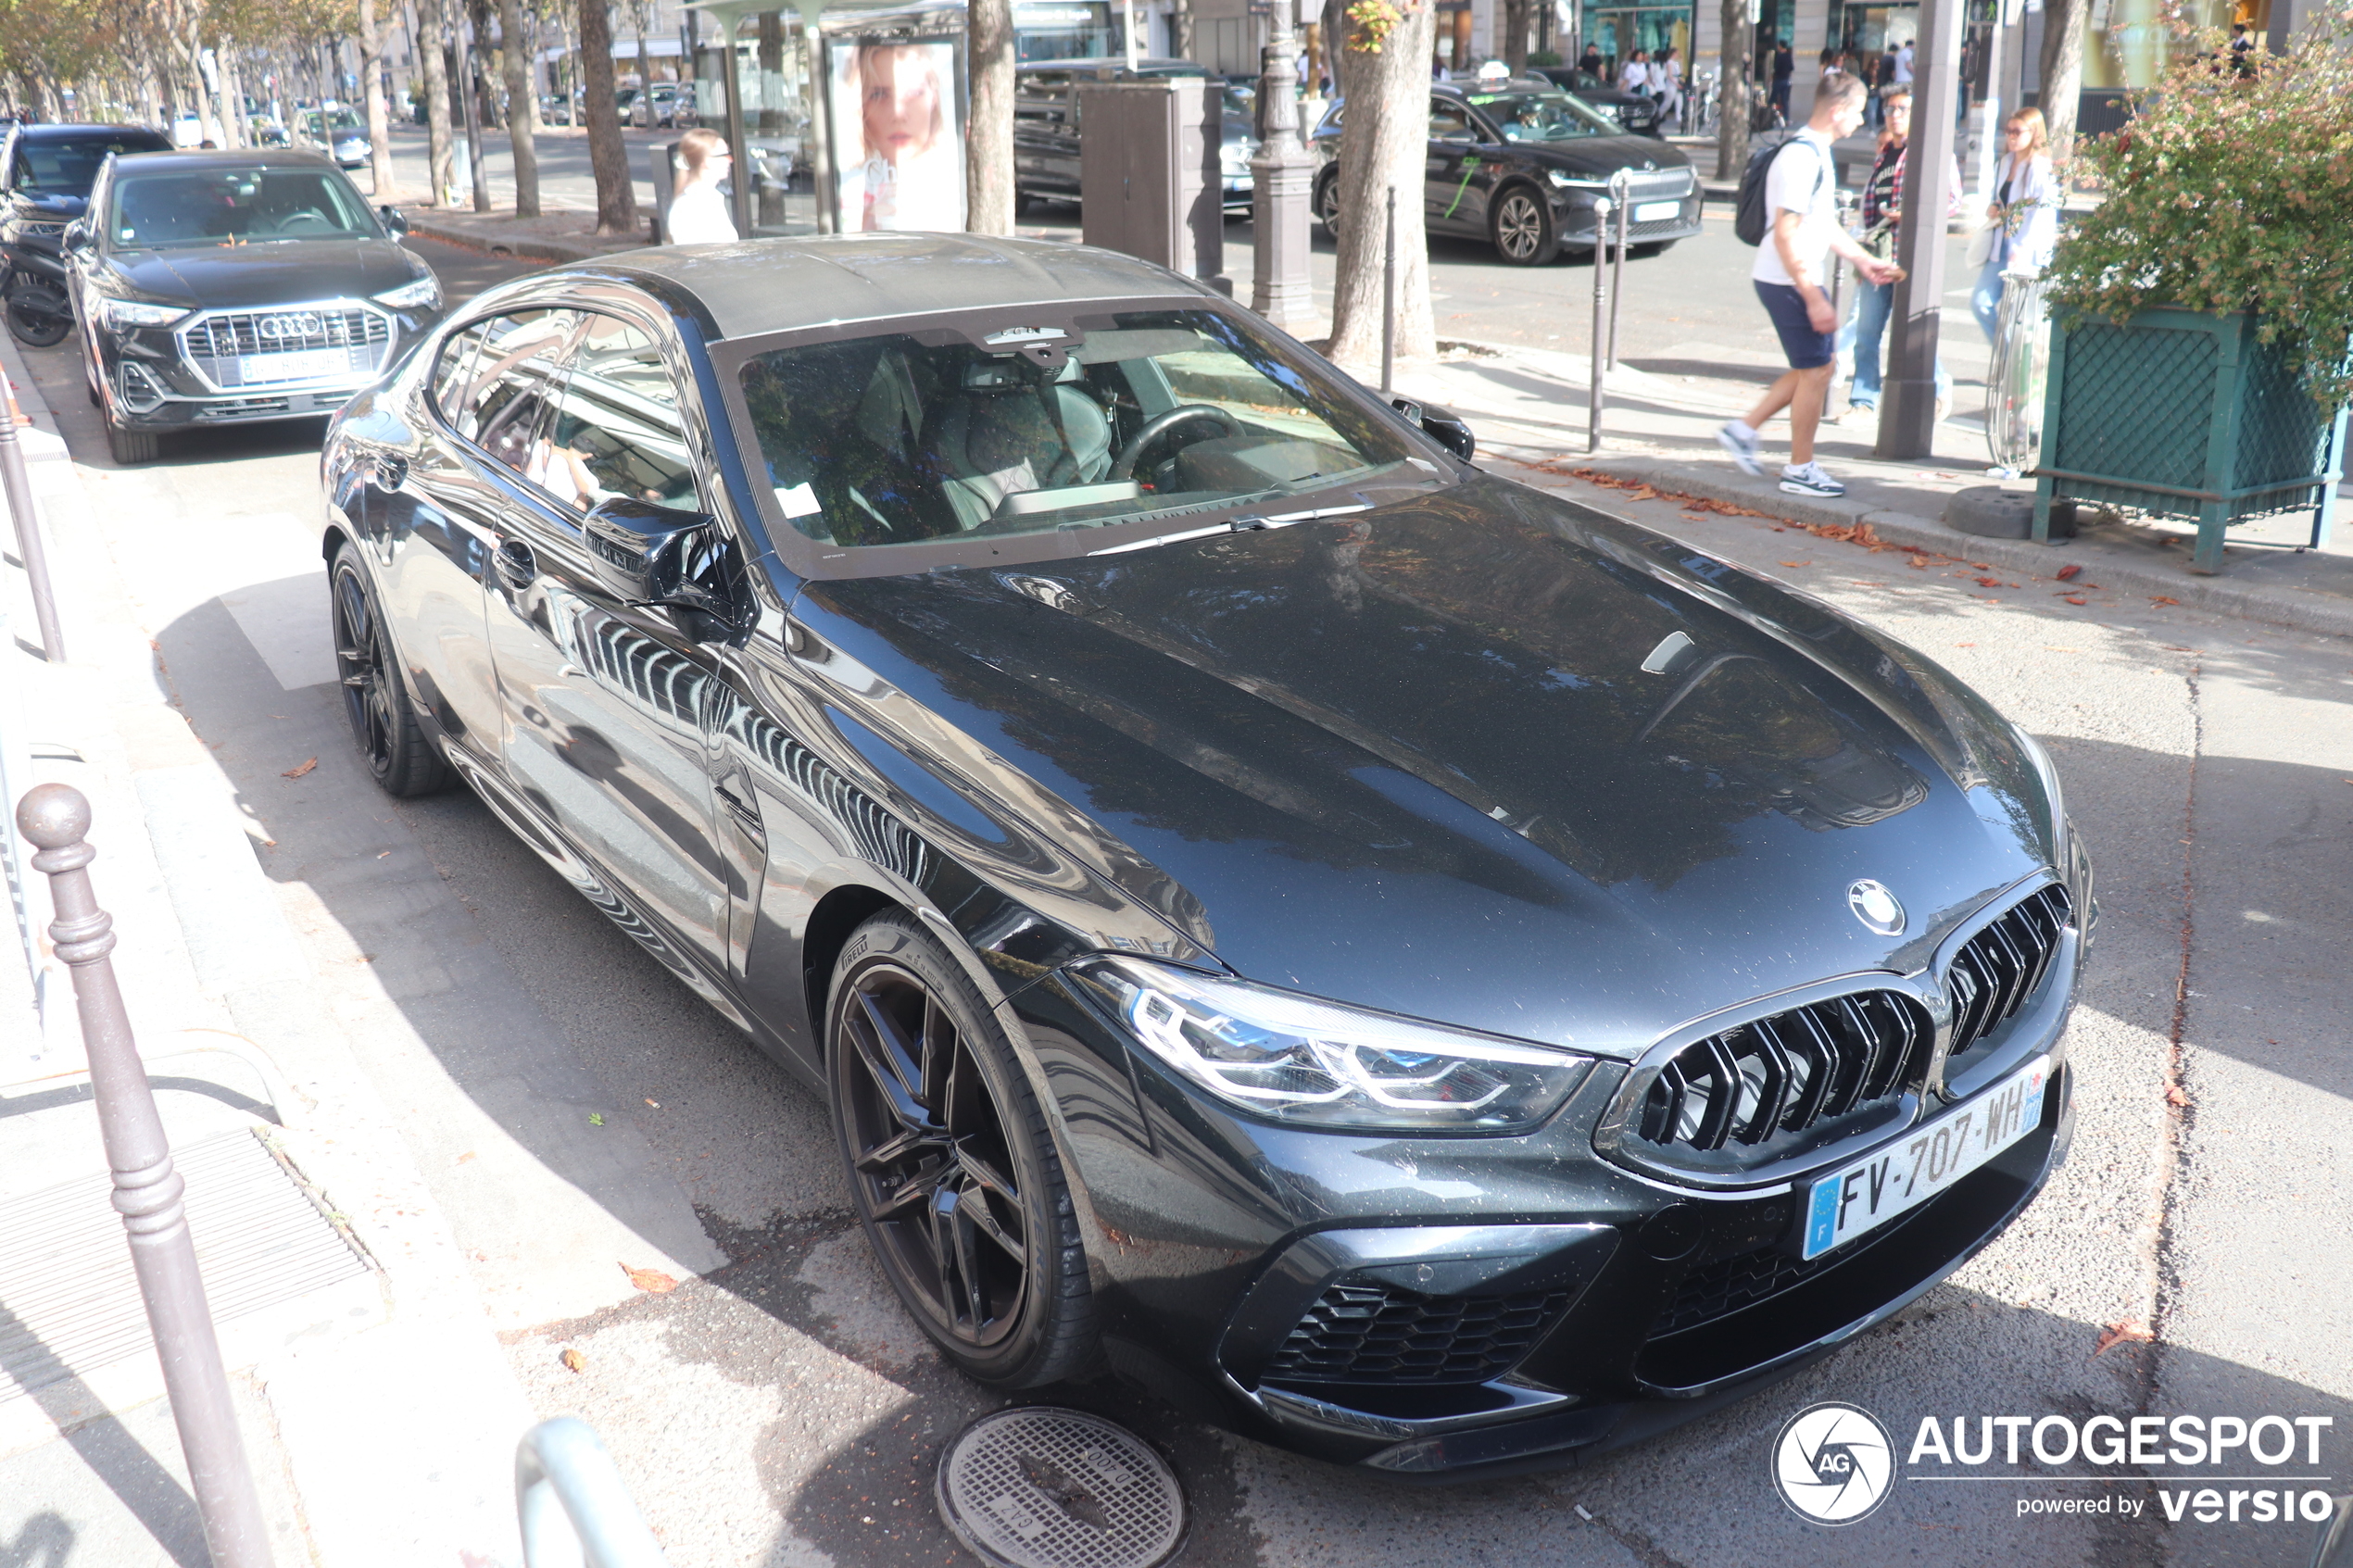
[828,912,1095,1388]
[330,543,453,797]
[1315,170,1342,241]
[1490,186,1560,267]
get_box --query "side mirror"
[584,496,732,616]
[61,220,92,253]
[378,204,409,235]
[1393,396,1476,462]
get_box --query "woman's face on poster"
[863,48,938,162]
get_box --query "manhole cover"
[935,1405,1187,1568]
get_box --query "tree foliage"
[2045,17,2353,408]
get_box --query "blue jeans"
[1843,277,1950,408]
[1970,257,2007,344]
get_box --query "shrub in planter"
[2034,17,2352,571]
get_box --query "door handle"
[494,539,536,590]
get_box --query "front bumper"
[1004,888,2082,1479]
[1553,184,1704,249]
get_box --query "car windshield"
[9,134,161,197]
[735,307,1426,557]
[304,109,362,134]
[1467,91,1617,140]
[107,166,377,248]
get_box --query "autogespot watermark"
[1770,1405,2339,1528]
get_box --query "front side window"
[1465,91,1617,141]
[733,306,1427,562]
[107,165,378,247]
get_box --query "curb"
[1572,456,2353,644]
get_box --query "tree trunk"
[635,10,653,127]
[2037,0,2086,165]
[358,0,398,196]
[1327,0,1435,365]
[578,0,636,232]
[500,0,540,212]
[414,0,455,202]
[1714,0,1751,179]
[967,0,1014,233]
[1168,0,1193,60]
[1502,0,1531,72]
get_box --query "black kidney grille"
[1264,1282,1570,1386]
[1636,990,1931,1154]
[1944,884,2071,1062]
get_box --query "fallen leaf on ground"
[2151,596,2181,606]
[455,1150,476,1164]
[1976,577,2003,588]
[1780,560,1806,569]
[560,1347,587,1374]
[2094,1322,2154,1356]
[282,757,318,778]
[623,1264,678,1294]
[2056,563,2082,581]
[587,1111,605,1125]
[2064,596,2087,606]
[2165,1085,2194,1109]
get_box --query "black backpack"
[1733,132,1828,246]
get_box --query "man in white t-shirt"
[1893,40,1915,84]
[1718,70,1894,497]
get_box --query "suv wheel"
[827,911,1097,1389]
[1490,185,1560,266]
[1315,169,1342,241]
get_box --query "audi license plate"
[241,348,348,383]
[1799,1055,2049,1260]
[1633,200,1680,222]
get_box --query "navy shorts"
[1755,280,1836,370]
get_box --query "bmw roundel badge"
[1846,879,1905,936]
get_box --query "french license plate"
[1633,200,1680,221]
[1800,1055,2049,1260]
[241,347,349,383]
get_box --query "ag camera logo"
[1774,1401,1895,1524]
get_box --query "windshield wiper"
[1085,501,1373,557]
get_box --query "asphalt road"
[14,230,2346,1567]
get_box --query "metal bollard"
[0,395,66,662]
[16,783,274,1568]
[516,1417,670,1568]
[1379,185,1397,398]
[1606,169,1630,371]
[1587,197,1611,455]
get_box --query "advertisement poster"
[827,40,966,232]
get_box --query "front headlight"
[1074,956,1593,1133]
[374,274,442,310]
[1547,169,1608,190]
[98,297,189,330]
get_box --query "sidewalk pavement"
[405,205,657,267]
[2,336,536,1564]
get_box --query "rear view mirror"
[1393,396,1476,462]
[584,497,731,617]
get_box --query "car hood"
[99,239,416,308]
[793,476,2057,1054]
[10,191,92,219]
[1519,136,1691,177]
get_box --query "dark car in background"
[1312,82,1701,265]
[65,148,443,463]
[1015,57,1258,214]
[1527,65,1663,136]
[2,121,174,345]
[317,232,2088,1482]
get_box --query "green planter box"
[2031,307,2348,573]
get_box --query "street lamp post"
[1250,0,1315,329]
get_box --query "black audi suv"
[65,147,443,463]
[2,121,174,346]
[1312,82,1702,265]
[319,233,2088,1479]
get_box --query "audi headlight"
[98,298,189,330]
[1076,957,1592,1133]
[374,274,442,310]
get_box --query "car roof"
[109,148,346,174]
[16,123,172,142]
[585,232,1207,342]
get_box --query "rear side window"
[447,309,580,477]
[429,321,487,422]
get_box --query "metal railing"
[517,1417,671,1568]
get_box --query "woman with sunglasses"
[666,128,740,245]
[1971,107,2058,343]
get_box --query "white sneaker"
[1717,420,1765,477]
[1780,461,1846,497]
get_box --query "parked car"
[64,148,443,463]
[295,106,371,169]
[1311,82,1701,265]
[1527,65,1663,136]
[2,120,173,345]
[318,232,2089,1480]
[1014,57,1257,214]
[648,82,687,128]
[538,94,575,127]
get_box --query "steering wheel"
[1110,404,1239,481]
[276,209,333,234]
